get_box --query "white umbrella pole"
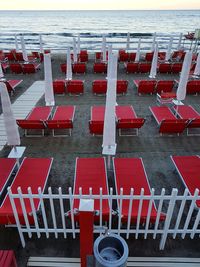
[44,54,55,106]
[73,38,78,63]
[151,32,156,51]
[165,36,173,61]
[149,43,158,78]
[102,35,107,62]
[20,36,28,62]
[107,45,112,79]
[135,38,141,62]
[39,35,44,53]
[15,34,19,52]
[177,33,183,50]
[126,32,130,51]
[77,34,81,54]
[66,47,72,80]
[193,52,200,76]
[0,63,4,78]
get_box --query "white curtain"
[102,35,107,62]
[135,37,141,62]
[165,36,173,61]
[39,34,44,53]
[15,34,19,52]
[0,63,4,78]
[176,52,193,101]
[194,52,200,76]
[20,36,28,62]
[177,33,183,50]
[73,37,78,63]
[149,42,158,78]
[0,83,20,146]
[126,32,130,50]
[66,47,72,80]
[151,32,156,51]
[77,33,81,54]
[44,54,55,106]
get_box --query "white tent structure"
[177,33,183,50]
[0,63,4,79]
[102,53,118,168]
[126,32,130,51]
[149,42,158,79]
[39,35,44,53]
[135,37,141,62]
[44,53,55,106]
[176,51,193,102]
[20,36,28,62]
[165,36,173,61]
[66,47,72,80]
[151,32,156,51]
[15,34,19,52]
[193,52,200,76]
[101,35,107,62]
[73,37,78,63]
[77,34,81,54]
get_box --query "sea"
[0,10,199,51]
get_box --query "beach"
[0,52,200,266]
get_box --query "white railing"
[7,187,200,249]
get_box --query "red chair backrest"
[92,80,107,94]
[156,80,174,94]
[138,81,156,94]
[53,81,66,94]
[117,118,145,129]
[60,63,66,73]
[159,119,188,134]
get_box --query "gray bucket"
[93,234,129,267]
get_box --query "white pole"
[135,38,141,62]
[151,32,156,51]
[165,36,173,61]
[177,33,183,50]
[149,42,158,78]
[193,52,200,76]
[66,47,72,80]
[102,35,107,62]
[44,53,55,106]
[77,33,81,54]
[39,34,44,53]
[73,37,78,63]
[20,36,28,62]
[15,34,19,52]
[126,32,130,51]
[0,63,4,78]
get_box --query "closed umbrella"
[107,44,112,79]
[135,37,141,62]
[66,47,72,80]
[39,34,44,53]
[193,52,200,76]
[77,33,81,54]
[176,51,193,102]
[0,63,4,79]
[177,33,183,50]
[151,32,156,51]
[165,36,173,61]
[73,37,78,63]
[20,36,28,62]
[44,53,55,106]
[15,34,19,52]
[126,32,130,51]
[149,42,158,79]
[102,35,107,62]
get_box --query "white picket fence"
[7,187,200,249]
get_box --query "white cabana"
[165,36,173,61]
[0,63,4,78]
[135,37,141,62]
[177,33,183,50]
[39,35,44,53]
[126,32,130,51]
[73,37,78,63]
[176,51,193,102]
[149,42,158,79]
[20,36,28,62]
[66,47,72,80]
[102,53,118,166]
[44,53,55,106]
[77,34,81,54]
[102,35,107,62]
[193,52,200,76]
[15,34,19,52]
[151,32,156,51]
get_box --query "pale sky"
[0,0,200,10]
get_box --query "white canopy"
[66,47,72,80]
[102,35,107,62]
[165,36,173,61]
[149,42,158,79]
[126,32,130,50]
[20,36,28,62]
[44,53,55,106]
[73,37,78,63]
[0,63,4,78]
[0,83,20,146]
[135,37,141,62]
[39,35,44,53]
[176,51,193,101]
[194,52,200,76]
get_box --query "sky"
[0,0,200,10]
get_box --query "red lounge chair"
[4,51,16,61]
[16,106,52,137]
[119,52,129,62]
[66,80,84,95]
[1,79,23,95]
[89,106,105,135]
[0,250,17,267]
[1,62,9,72]
[158,52,166,61]
[138,62,151,73]
[117,80,128,94]
[72,157,110,222]
[46,106,75,136]
[10,63,23,74]
[156,80,175,94]
[113,158,166,224]
[95,52,108,62]
[186,80,200,95]
[22,63,40,74]
[116,106,145,136]
[149,106,189,135]
[171,63,183,73]
[133,80,156,95]
[73,63,86,74]
[0,159,17,202]
[156,92,176,106]
[53,80,66,95]
[0,157,53,225]
[92,80,128,95]
[125,62,139,73]
[93,63,107,73]
[144,52,154,62]
[173,105,200,135]
[158,63,172,73]
[79,50,88,62]
[60,63,67,73]
[15,52,35,62]
[171,155,200,207]
[172,50,186,62]
[129,52,136,62]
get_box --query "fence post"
[79,199,94,267]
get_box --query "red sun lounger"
[0,157,53,225]
[138,63,151,73]
[186,80,200,95]
[92,80,128,95]
[22,63,41,74]
[0,159,17,204]
[173,105,200,135]
[89,106,105,135]
[10,63,23,74]
[16,106,53,137]
[66,80,84,95]
[46,105,76,136]
[116,106,145,136]
[72,157,110,222]
[156,80,175,94]
[133,80,156,95]
[171,155,200,208]
[1,79,23,95]
[149,106,189,135]
[93,63,107,73]
[125,62,139,73]
[158,63,172,73]
[113,158,166,224]
[53,80,66,95]
[72,63,86,74]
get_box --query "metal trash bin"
[93,234,129,267]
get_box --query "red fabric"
[53,80,66,94]
[150,106,176,124]
[0,159,16,194]
[125,63,139,73]
[92,80,107,94]
[160,92,176,99]
[66,80,84,94]
[7,80,23,89]
[137,80,156,94]
[27,106,52,120]
[91,106,105,121]
[116,106,137,120]
[52,106,75,120]
[113,158,165,223]
[73,158,109,221]
[174,105,200,119]
[133,80,140,87]
[172,156,200,207]
[72,63,86,74]
[156,80,174,94]
[0,158,53,225]
[93,63,107,73]
[0,250,17,267]
[158,63,172,73]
